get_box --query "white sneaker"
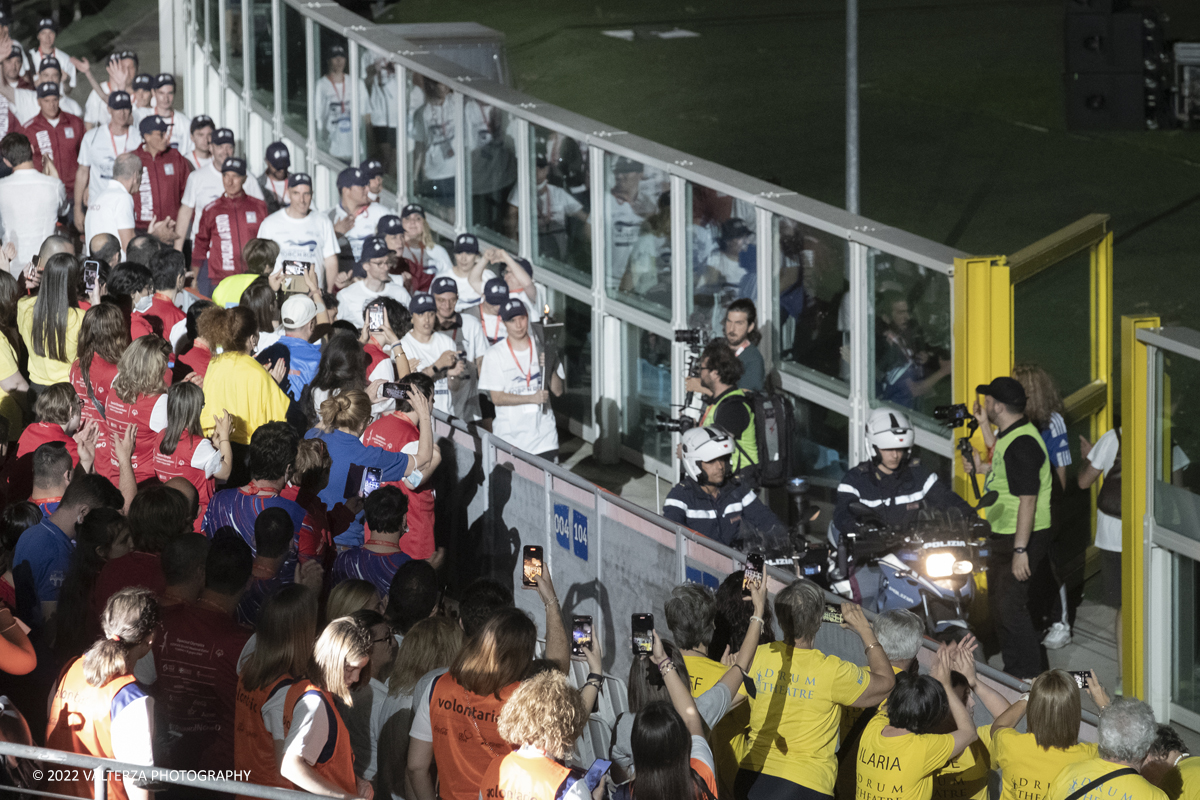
[1042,621,1072,649]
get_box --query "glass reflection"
[621,322,673,464]
[776,218,849,384]
[465,101,517,246]
[687,185,758,332]
[313,30,364,165]
[409,74,456,224]
[513,126,591,280]
[606,155,670,319]
[362,53,398,193]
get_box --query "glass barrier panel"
[281,4,307,137]
[312,27,357,167]
[249,0,273,109]
[621,322,673,465]
[361,52,398,195]
[1154,350,1200,542]
[526,125,591,283]
[544,288,592,428]
[605,153,670,320]
[464,101,517,249]
[1014,249,1091,397]
[787,393,850,481]
[775,216,850,387]
[207,0,219,63]
[685,183,758,333]
[869,248,953,423]
[407,73,457,225]
[227,0,245,87]
[1174,553,1200,715]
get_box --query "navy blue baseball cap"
[358,236,390,263]
[139,114,169,135]
[483,277,509,306]
[36,82,59,98]
[107,90,132,110]
[329,44,347,58]
[221,157,248,176]
[453,233,480,255]
[400,203,424,218]
[265,141,290,170]
[288,172,312,188]
[190,114,215,133]
[336,167,367,191]
[409,292,435,315]
[431,276,458,296]
[512,256,533,277]
[153,73,175,89]
[360,159,383,180]
[132,72,153,90]
[377,215,403,236]
[37,56,61,73]
[37,17,56,32]
[211,128,236,146]
[499,298,528,321]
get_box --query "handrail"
[0,742,318,800]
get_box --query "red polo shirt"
[134,144,193,225]
[25,111,85,194]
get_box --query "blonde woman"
[990,669,1110,800]
[385,205,451,292]
[326,578,382,624]
[104,335,172,483]
[45,587,160,800]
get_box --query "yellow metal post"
[1121,314,1158,699]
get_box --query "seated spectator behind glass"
[52,508,131,664]
[28,442,73,516]
[211,237,277,309]
[176,298,215,380]
[159,531,208,608]
[407,571,570,800]
[991,668,1109,800]
[361,373,441,560]
[735,582,895,800]
[874,290,950,410]
[13,473,123,630]
[154,533,254,781]
[202,421,321,561]
[305,389,432,547]
[332,485,412,597]
[102,335,171,483]
[45,587,160,800]
[70,303,130,474]
[1142,724,1200,798]
[234,584,319,792]
[375,616,463,800]
[17,252,84,394]
[1046,699,1167,800]
[153,381,232,530]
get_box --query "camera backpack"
[733,390,795,488]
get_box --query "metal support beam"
[846,0,859,216]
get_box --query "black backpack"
[731,390,795,489]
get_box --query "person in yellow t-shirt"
[991,668,1110,800]
[17,253,86,392]
[855,645,976,800]
[735,579,896,800]
[666,583,730,697]
[1142,724,1200,800]
[1046,698,1166,800]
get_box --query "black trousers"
[988,529,1053,678]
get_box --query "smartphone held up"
[522,545,543,589]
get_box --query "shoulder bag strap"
[1063,768,1139,800]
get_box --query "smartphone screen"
[572,615,593,657]
[1070,670,1090,689]
[344,464,366,499]
[743,553,764,595]
[83,259,100,293]
[284,259,307,276]
[381,382,407,400]
[522,545,543,588]
[631,613,654,656]
[822,603,844,625]
[583,759,611,792]
[360,467,382,497]
[368,305,384,332]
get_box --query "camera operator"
[684,298,765,394]
[693,339,758,474]
[964,377,1053,680]
[662,426,785,550]
[832,408,976,606]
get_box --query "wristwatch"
[1013,547,1028,554]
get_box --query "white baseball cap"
[281,294,317,328]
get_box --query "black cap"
[613,156,643,174]
[358,236,390,263]
[360,159,383,180]
[409,292,435,314]
[499,298,528,321]
[400,203,424,219]
[107,90,132,110]
[211,128,235,146]
[139,114,169,135]
[153,72,175,89]
[287,172,312,188]
[535,154,548,169]
[483,277,509,306]
[37,17,56,32]
[221,157,248,176]
[329,44,347,58]
[431,276,458,296]
[0,11,12,27]
[5,45,20,61]
[132,73,153,90]
[512,256,533,277]
[36,82,59,98]
[265,141,290,169]
[720,217,753,242]
[336,166,367,190]
[190,114,215,133]
[37,56,61,73]
[453,233,480,255]
[976,377,1027,412]
[377,215,403,236]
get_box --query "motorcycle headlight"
[953,560,974,575]
[924,552,955,578]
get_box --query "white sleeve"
[78,132,94,166]
[695,681,732,728]
[262,685,289,740]
[430,246,452,273]
[110,688,156,773]
[245,177,264,200]
[409,676,435,742]
[563,191,584,217]
[181,172,197,207]
[477,350,503,393]
[1175,445,1191,473]
[283,691,331,765]
[690,735,716,775]
[237,634,257,675]
[369,357,396,383]
[168,318,188,349]
[321,216,339,259]
[400,440,419,456]
[149,394,169,432]
[116,195,136,231]
[190,437,223,477]
[1087,429,1120,473]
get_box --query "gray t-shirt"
[610,681,732,774]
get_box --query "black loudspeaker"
[1064,72,1153,129]
[1066,0,1127,13]
[1065,10,1162,73]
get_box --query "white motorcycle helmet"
[865,407,915,464]
[680,426,734,483]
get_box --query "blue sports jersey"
[1040,411,1072,469]
[331,547,412,598]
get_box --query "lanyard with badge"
[507,337,536,390]
[330,77,350,132]
[483,313,501,344]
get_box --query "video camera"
[933,403,993,509]
[675,328,711,352]
[654,414,695,433]
[933,403,972,427]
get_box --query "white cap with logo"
[281,294,317,328]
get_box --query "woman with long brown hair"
[17,252,84,398]
[153,381,233,530]
[103,335,172,483]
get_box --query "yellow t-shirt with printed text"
[684,654,728,698]
[855,713,956,800]
[1159,755,1200,800]
[1047,758,1168,800]
[932,726,992,800]
[992,727,1097,800]
[740,642,870,793]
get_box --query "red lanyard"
[110,128,130,157]
[329,77,346,114]
[402,241,425,264]
[268,177,286,197]
[241,480,279,498]
[484,313,501,342]
[190,151,203,169]
[507,337,534,388]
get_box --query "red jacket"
[25,111,85,194]
[133,145,193,225]
[192,193,267,282]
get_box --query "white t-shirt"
[412,98,455,180]
[335,277,411,329]
[1089,428,1122,552]
[367,61,397,130]
[314,75,368,161]
[452,313,488,362]
[478,336,563,456]
[510,180,583,234]
[147,109,193,154]
[400,330,457,415]
[280,690,331,765]
[0,169,66,272]
[436,265,496,313]
[330,201,389,260]
[362,677,407,782]
[27,46,77,90]
[11,88,38,125]
[184,150,212,172]
[78,124,142,196]
[606,193,648,289]
[58,97,83,117]
[83,81,116,127]
[478,310,506,346]
[109,685,156,797]
[180,162,265,240]
[84,182,135,245]
[257,208,339,288]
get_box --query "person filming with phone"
[663,425,785,552]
